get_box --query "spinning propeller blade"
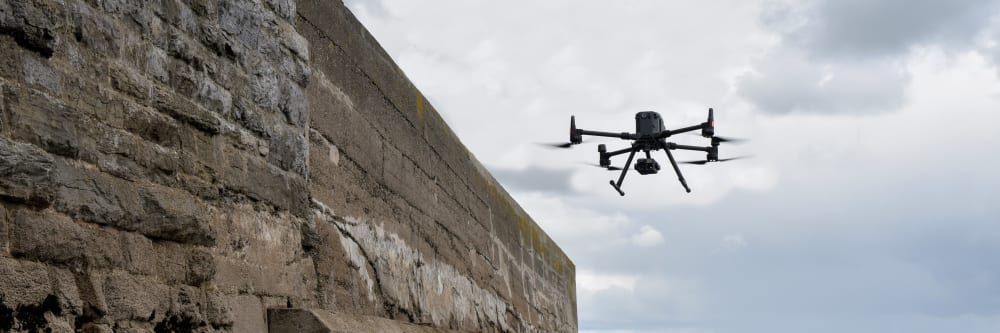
[540,142,576,149]
[581,162,622,171]
[679,155,752,165]
[683,133,749,144]
[713,136,749,144]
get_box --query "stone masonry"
[0,0,576,332]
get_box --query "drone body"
[561,108,746,196]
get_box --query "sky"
[343,1,1000,332]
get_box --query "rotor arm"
[665,143,711,152]
[604,146,635,158]
[576,129,636,140]
[658,123,706,139]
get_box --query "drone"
[550,108,747,196]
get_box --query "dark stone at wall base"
[153,312,210,333]
[0,294,64,332]
[0,296,13,331]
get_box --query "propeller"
[540,142,576,149]
[679,156,752,165]
[713,136,748,144]
[682,133,749,144]
[581,162,622,171]
[539,137,607,149]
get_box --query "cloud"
[763,0,1000,59]
[577,270,639,292]
[631,226,664,247]
[511,192,672,253]
[489,165,576,193]
[740,0,1000,115]
[737,48,910,114]
[720,234,747,249]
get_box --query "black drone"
[551,108,747,196]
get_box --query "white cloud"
[720,234,748,249]
[631,226,664,247]
[737,48,910,114]
[577,269,640,292]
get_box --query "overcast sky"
[344,1,1000,332]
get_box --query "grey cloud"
[737,49,909,114]
[763,0,1000,59]
[742,0,999,115]
[490,166,577,193]
[573,164,1000,332]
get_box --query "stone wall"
[0,0,576,332]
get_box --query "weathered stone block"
[307,75,383,178]
[69,0,121,57]
[2,84,100,160]
[223,294,265,333]
[197,22,243,64]
[168,56,203,97]
[0,0,60,57]
[265,0,296,21]
[138,185,217,246]
[109,64,150,101]
[120,232,187,284]
[161,0,199,34]
[151,85,221,135]
[186,247,215,286]
[8,208,125,269]
[53,159,216,246]
[249,60,280,112]
[49,266,84,316]
[217,148,310,217]
[267,124,307,177]
[0,257,51,307]
[145,46,170,84]
[166,29,209,69]
[196,75,233,116]
[281,78,307,127]
[204,291,235,328]
[213,255,317,300]
[54,158,138,228]
[122,101,183,149]
[22,55,62,95]
[305,218,355,309]
[101,271,170,321]
[0,265,76,332]
[73,270,109,321]
[184,0,219,19]
[60,73,126,129]
[278,20,308,62]
[95,131,182,182]
[219,0,275,53]
[0,137,55,207]
[155,286,213,331]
